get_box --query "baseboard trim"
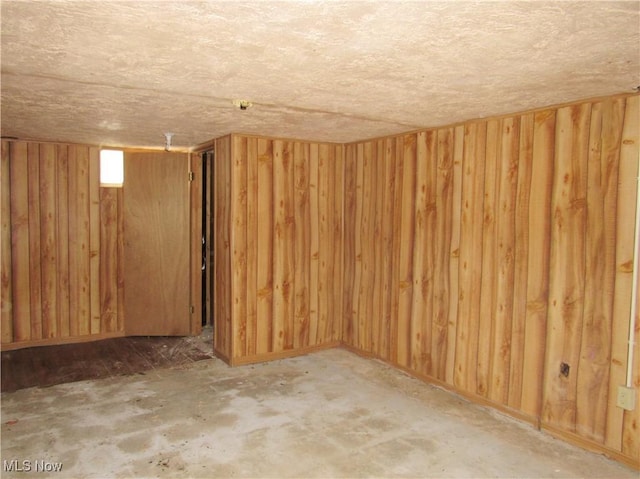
[225,341,341,366]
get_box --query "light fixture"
[232,99,252,110]
[164,132,174,151]
[100,149,124,187]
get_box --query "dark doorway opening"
[201,150,214,328]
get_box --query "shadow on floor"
[1,331,214,393]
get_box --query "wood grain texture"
[123,151,190,337]
[4,141,124,348]
[213,136,233,359]
[1,141,13,344]
[606,95,638,452]
[543,103,591,433]
[221,135,344,362]
[340,94,638,465]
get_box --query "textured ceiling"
[1,1,639,150]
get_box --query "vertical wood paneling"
[340,95,638,465]
[9,142,30,342]
[100,188,118,333]
[308,144,320,346]
[508,113,533,410]
[607,95,638,451]
[4,140,124,348]
[272,140,294,352]
[214,135,232,359]
[489,117,519,404]
[89,148,100,335]
[351,144,364,349]
[56,145,71,338]
[342,144,356,347]
[576,98,623,442]
[397,134,416,368]
[222,135,344,362]
[246,137,258,355]
[478,119,499,398]
[410,132,429,375]
[380,138,396,361]
[455,122,486,392]
[294,142,310,349]
[543,103,591,432]
[332,145,344,342]
[1,141,13,344]
[520,109,555,418]
[318,144,333,345]
[27,142,43,339]
[446,126,464,384]
[256,138,273,354]
[75,146,91,336]
[39,144,57,338]
[434,128,453,381]
[620,96,640,462]
[232,135,248,357]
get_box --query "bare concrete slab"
[1,348,635,478]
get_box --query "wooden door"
[124,151,191,336]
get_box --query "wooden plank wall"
[213,136,233,361]
[217,134,343,364]
[1,140,125,348]
[342,94,639,466]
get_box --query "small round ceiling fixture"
[232,99,253,110]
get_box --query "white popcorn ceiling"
[1,1,638,149]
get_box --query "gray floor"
[1,347,636,479]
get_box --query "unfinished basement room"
[1,1,639,478]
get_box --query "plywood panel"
[27,142,43,339]
[576,98,624,443]
[213,136,233,359]
[256,138,273,354]
[397,134,416,369]
[620,95,640,461]
[246,137,259,355]
[331,144,344,342]
[55,145,71,338]
[454,122,486,393]
[89,148,100,335]
[4,140,124,348]
[124,150,190,336]
[542,102,591,432]
[606,95,638,452]
[446,126,464,384]
[342,144,356,347]
[308,143,320,346]
[294,142,310,349]
[1,141,13,344]
[318,144,334,345]
[434,127,454,381]
[100,188,118,333]
[507,113,533,410]
[410,132,430,375]
[489,117,519,405]
[74,146,91,337]
[232,135,248,357]
[477,119,499,399]
[272,140,295,352]
[520,109,555,418]
[39,144,57,339]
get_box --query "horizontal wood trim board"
[227,341,341,367]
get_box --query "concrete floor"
[1,347,636,479]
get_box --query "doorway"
[201,149,215,329]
